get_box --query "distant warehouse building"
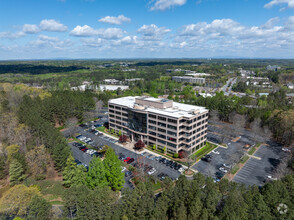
[108,96,209,155]
[172,76,205,84]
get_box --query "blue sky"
[0,0,294,59]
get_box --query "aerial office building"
[172,76,206,84]
[108,96,209,155]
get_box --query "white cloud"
[0,31,26,39]
[150,0,186,11]
[40,19,68,32]
[99,15,131,25]
[31,34,71,49]
[82,38,103,47]
[70,25,98,37]
[70,25,125,39]
[264,0,294,8]
[22,24,40,34]
[137,24,171,40]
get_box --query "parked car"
[212,150,220,155]
[121,167,126,172]
[157,173,166,181]
[119,155,126,161]
[267,175,278,180]
[215,171,225,179]
[178,167,184,173]
[219,167,228,173]
[127,158,135,164]
[124,157,131,163]
[76,135,82,139]
[201,156,212,162]
[223,164,231,169]
[282,147,291,153]
[213,177,220,183]
[125,171,132,177]
[148,167,156,175]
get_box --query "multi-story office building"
[172,76,205,84]
[108,96,209,155]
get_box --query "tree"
[26,145,49,180]
[119,135,128,143]
[0,185,41,216]
[163,146,167,154]
[134,140,145,151]
[27,196,52,220]
[153,144,156,150]
[103,148,125,191]
[86,157,108,189]
[9,160,25,185]
[63,155,86,187]
[118,130,122,136]
[0,155,8,179]
[174,153,179,158]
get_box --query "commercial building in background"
[108,96,209,155]
[172,76,205,84]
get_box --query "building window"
[158,116,166,121]
[127,110,147,133]
[168,118,177,124]
[149,114,156,119]
[149,120,156,125]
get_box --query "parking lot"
[192,139,245,178]
[66,125,182,184]
[233,144,288,186]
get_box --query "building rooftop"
[109,96,208,118]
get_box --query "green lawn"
[230,165,240,175]
[240,155,249,164]
[189,142,218,161]
[248,143,261,155]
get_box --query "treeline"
[0,64,87,74]
[61,173,294,219]
[16,90,95,169]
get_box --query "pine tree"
[9,160,25,185]
[63,155,86,187]
[27,195,52,220]
[103,148,125,191]
[86,157,108,189]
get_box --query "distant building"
[186,72,210,77]
[103,79,120,84]
[172,76,205,84]
[125,78,144,82]
[99,85,129,91]
[287,83,294,89]
[267,65,280,71]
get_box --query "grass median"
[189,142,218,161]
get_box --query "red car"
[124,157,131,162]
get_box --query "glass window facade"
[127,110,147,133]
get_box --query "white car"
[121,167,126,172]
[219,167,228,173]
[282,148,291,153]
[148,168,156,175]
[85,138,91,143]
[79,136,86,141]
[223,164,231,169]
[267,175,277,180]
[178,167,184,173]
[212,150,220,155]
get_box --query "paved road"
[233,144,288,186]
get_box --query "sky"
[0,0,294,59]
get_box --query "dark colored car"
[79,124,87,128]
[76,135,82,139]
[127,158,134,164]
[215,171,225,179]
[94,124,103,128]
[125,171,132,177]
